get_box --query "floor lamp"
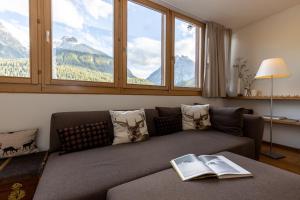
[255,58,290,159]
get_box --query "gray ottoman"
[107,152,300,200]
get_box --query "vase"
[244,88,251,96]
[237,78,242,96]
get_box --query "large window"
[0,0,205,95]
[51,0,115,84]
[0,0,30,78]
[173,15,203,89]
[125,0,167,87]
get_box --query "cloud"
[127,37,162,79]
[174,19,197,61]
[178,21,196,37]
[175,37,196,62]
[83,0,113,19]
[82,32,113,56]
[0,20,29,48]
[0,0,29,17]
[53,0,84,29]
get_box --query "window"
[0,0,205,95]
[50,0,115,84]
[173,15,203,89]
[0,0,38,84]
[125,0,167,87]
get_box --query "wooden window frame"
[121,0,171,91]
[171,12,205,93]
[0,0,206,96]
[42,0,120,91]
[0,0,40,92]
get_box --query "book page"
[171,154,214,181]
[198,155,252,177]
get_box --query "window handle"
[172,56,176,64]
[46,31,51,43]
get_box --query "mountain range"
[146,56,196,86]
[0,23,195,86]
[54,36,136,78]
[0,22,28,58]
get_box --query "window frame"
[0,0,40,91]
[121,0,171,91]
[42,0,120,89]
[0,0,206,96]
[171,12,205,92]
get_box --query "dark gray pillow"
[210,107,244,136]
[155,107,181,117]
[154,116,182,135]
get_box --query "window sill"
[0,83,201,96]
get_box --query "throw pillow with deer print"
[0,129,39,159]
[110,109,149,145]
[181,104,211,130]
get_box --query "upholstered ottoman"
[107,152,300,200]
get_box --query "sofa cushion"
[57,121,111,154]
[210,107,244,136]
[34,130,255,200]
[49,109,159,152]
[181,104,211,130]
[110,109,149,145]
[154,116,182,135]
[156,107,181,117]
[0,129,39,159]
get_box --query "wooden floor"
[259,143,300,175]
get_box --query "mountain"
[58,36,109,57]
[146,55,195,86]
[174,55,195,86]
[146,68,161,85]
[55,48,114,74]
[55,36,136,78]
[0,22,28,58]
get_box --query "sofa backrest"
[49,109,159,152]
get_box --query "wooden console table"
[264,118,300,126]
[224,96,300,126]
[226,96,300,100]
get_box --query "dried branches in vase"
[233,58,255,96]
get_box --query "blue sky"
[0,0,196,79]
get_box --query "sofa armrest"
[243,114,264,160]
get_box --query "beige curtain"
[203,22,232,97]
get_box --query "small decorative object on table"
[0,152,48,200]
[233,58,255,96]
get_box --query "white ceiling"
[155,0,300,29]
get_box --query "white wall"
[229,4,300,149]
[0,94,223,150]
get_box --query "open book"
[170,154,252,181]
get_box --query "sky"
[0,0,197,79]
[0,0,29,48]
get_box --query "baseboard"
[262,141,300,153]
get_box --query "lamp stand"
[261,76,285,159]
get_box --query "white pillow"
[181,104,211,130]
[0,129,39,159]
[110,109,149,145]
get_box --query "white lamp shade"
[255,58,290,79]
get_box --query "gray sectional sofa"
[33,108,264,200]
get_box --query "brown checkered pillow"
[57,121,111,154]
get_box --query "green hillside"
[55,48,113,74]
[0,58,29,77]
[54,47,154,84]
[56,65,153,85]
[56,65,113,82]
